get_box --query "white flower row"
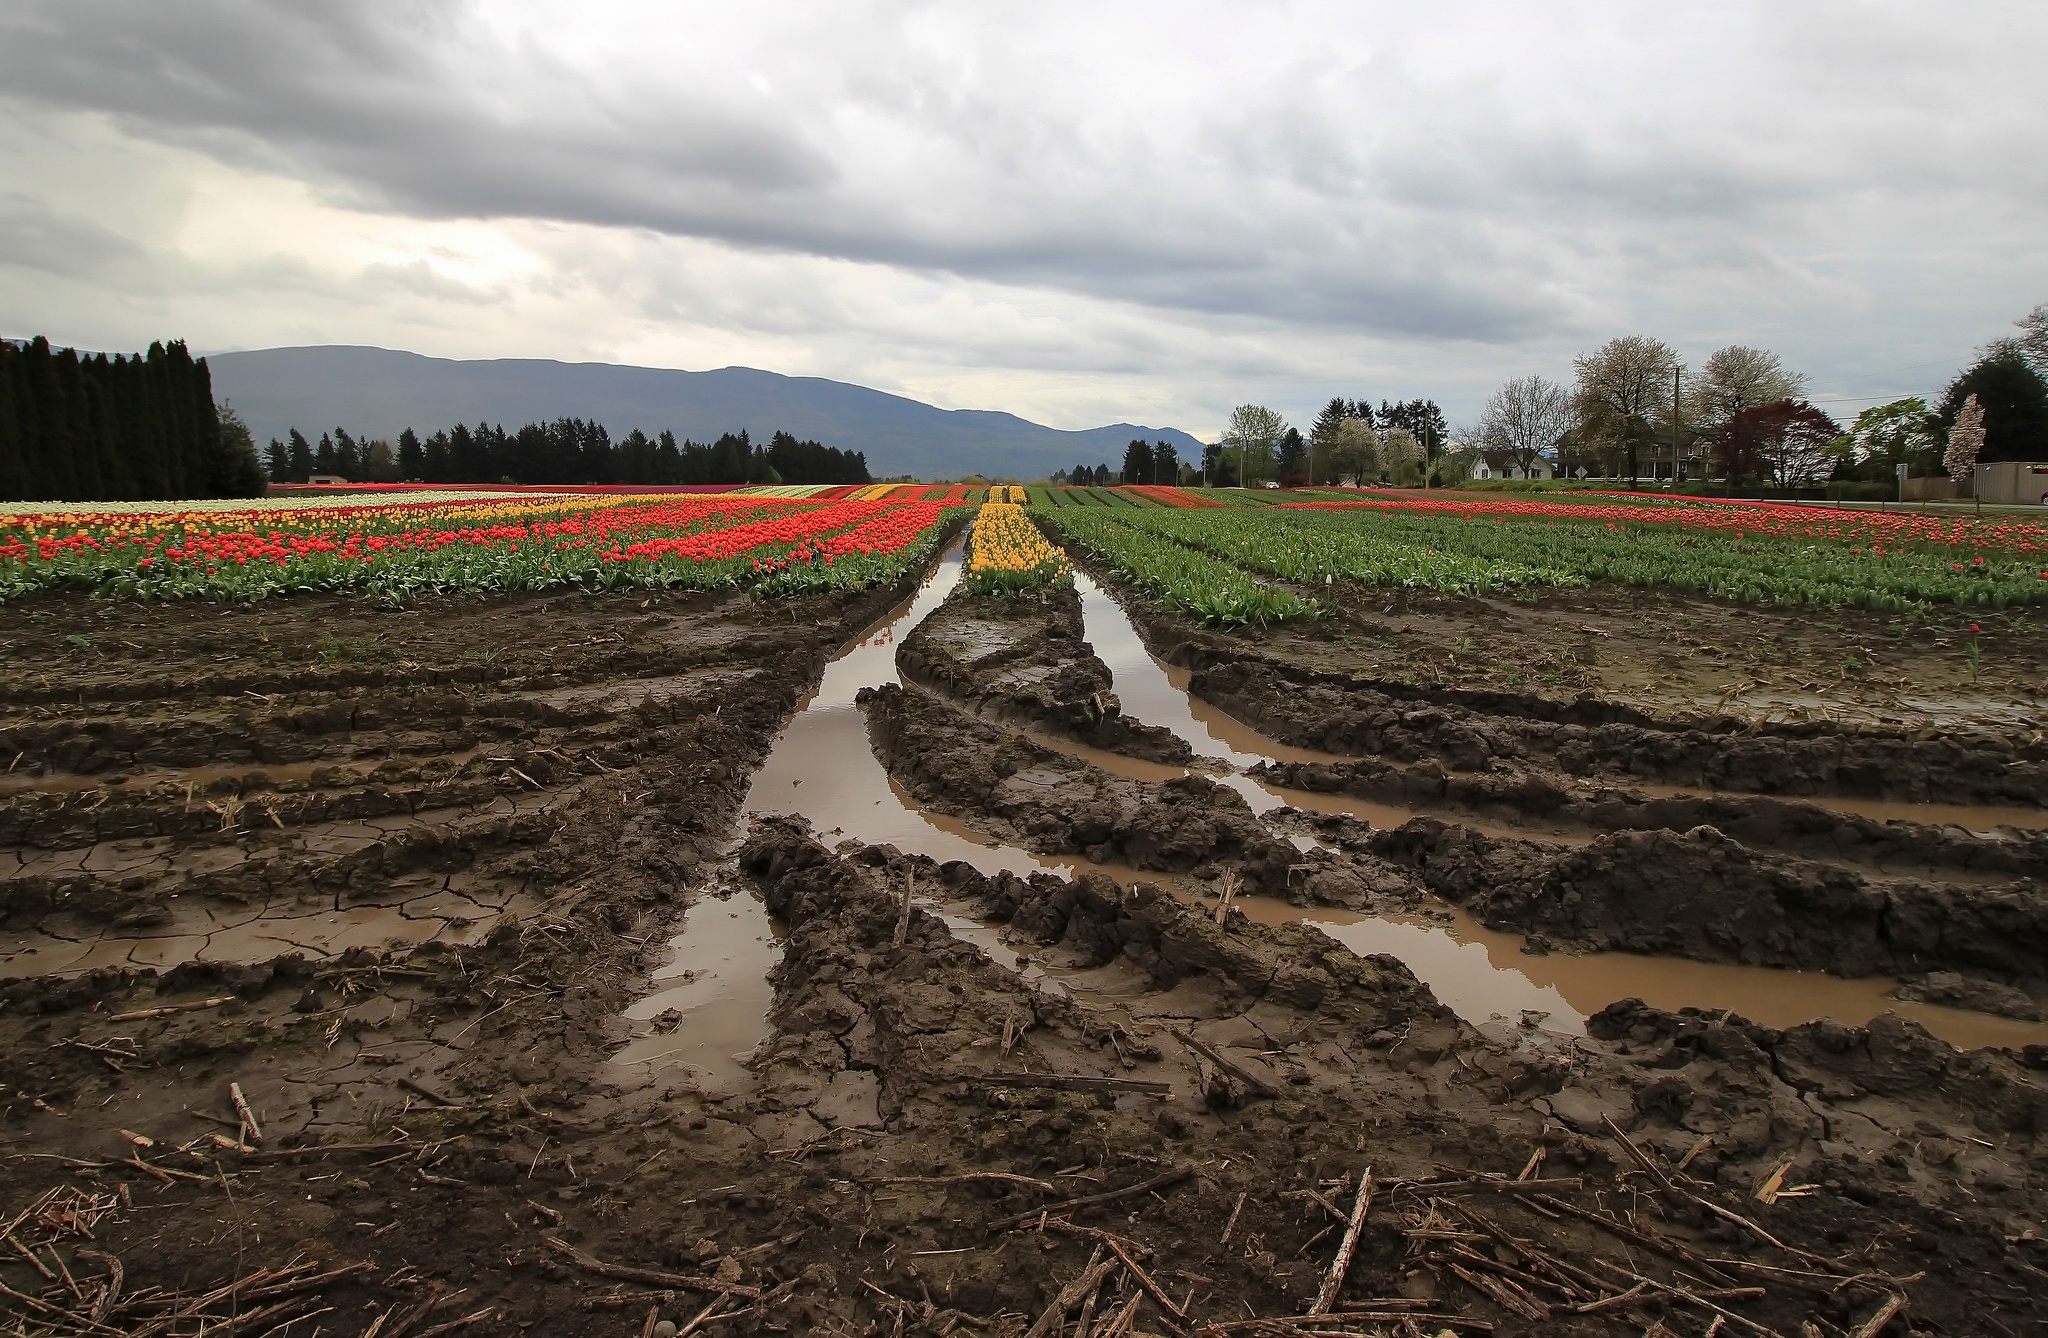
[0,489,578,518]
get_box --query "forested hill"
[207,345,1204,480]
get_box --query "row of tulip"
[965,502,1071,595]
[0,492,971,602]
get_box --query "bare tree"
[1686,346,1807,483]
[1221,404,1287,486]
[1573,336,1679,484]
[1476,374,1571,479]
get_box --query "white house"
[1470,452,1556,481]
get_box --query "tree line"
[1198,399,1456,489]
[265,421,871,487]
[1051,441,1187,487]
[1,336,265,503]
[1472,307,2048,489]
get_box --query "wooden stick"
[1386,1176,1583,1198]
[980,1072,1174,1098]
[1329,1313,1494,1331]
[1847,1293,1907,1338]
[229,1083,262,1146]
[109,997,233,1022]
[1172,1029,1278,1098]
[1600,1115,1675,1195]
[987,1167,1193,1231]
[1447,1261,1550,1322]
[1098,1231,1187,1322]
[861,1173,1057,1194]
[412,1308,497,1337]
[893,868,915,948]
[397,1078,462,1108]
[1022,1255,1117,1338]
[540,1237,760,1299]
[674,1291,733,1337]
[1528,1194,1738,1287]
[1311,1168,1374,1315]
[1096,1292,1144,1338]
[1587,1259,1782,1338]
[1219,1191,1248,1247]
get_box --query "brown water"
[1075,571,2047,835]
[609,880,783,1092]
[606,545,2047,1086]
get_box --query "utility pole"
[1671,364,1683,485]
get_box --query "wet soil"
[3,528,2047,1336]
[1253,580,2048,734]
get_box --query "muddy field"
[2,538,2046,1337]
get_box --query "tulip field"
[0,487,977,602]
[5,479,2046,617]
[1027,485,2048,619]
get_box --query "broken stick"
[892,868,915,948]
[980,1072,1173,1098]
[540,1237,759,1299]
[228,1083,262,1147]
[987,1167,1193,1231]
[1171,1029,1278,1098]
[1311,1167,1374,1315]
[109,997,233,1023]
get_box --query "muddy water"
[1081,569,2048,834]
[610,881,783,1091]
[622,549,2048,1080]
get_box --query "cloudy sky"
[2,1,2043,437]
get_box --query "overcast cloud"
[1,0,2043,436]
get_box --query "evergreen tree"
[265,438,288,481]
[422,430,453,481]
[333,427,362,481]
[288,429,313,483]
[1152,441,1180,484]
[1120,439,1154,484]
[1275,427,1307,483]
[1937,343,2048,463]
[398,428,425,480]
[0,335,233,501]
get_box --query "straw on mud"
[1021,1253,1116,1338]
[979,1072,1173,1099]
[986,1167,1193,1231]
[1172,1029,1277,1098]
[228,1082,262,1146]
[540,1236,760,1299]
[1218,1191,1247,1247]
[892,867,915,947]
[107,996,233,1022]
[1848,1293,1908,1338]
[1310,1167,1372,1316]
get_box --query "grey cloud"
[2,0,2043,374]
[0,191,141,278]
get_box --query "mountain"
[204,345,1205,480]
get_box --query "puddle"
[1218,895,2048,1051]
[608,545,2048,1079]
[610,883,783,1091]
[1078,569,2047,837]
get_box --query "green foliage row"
[1037,507,1318,626]
[1112,507,1579,596]
[1341,510,2048,610]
